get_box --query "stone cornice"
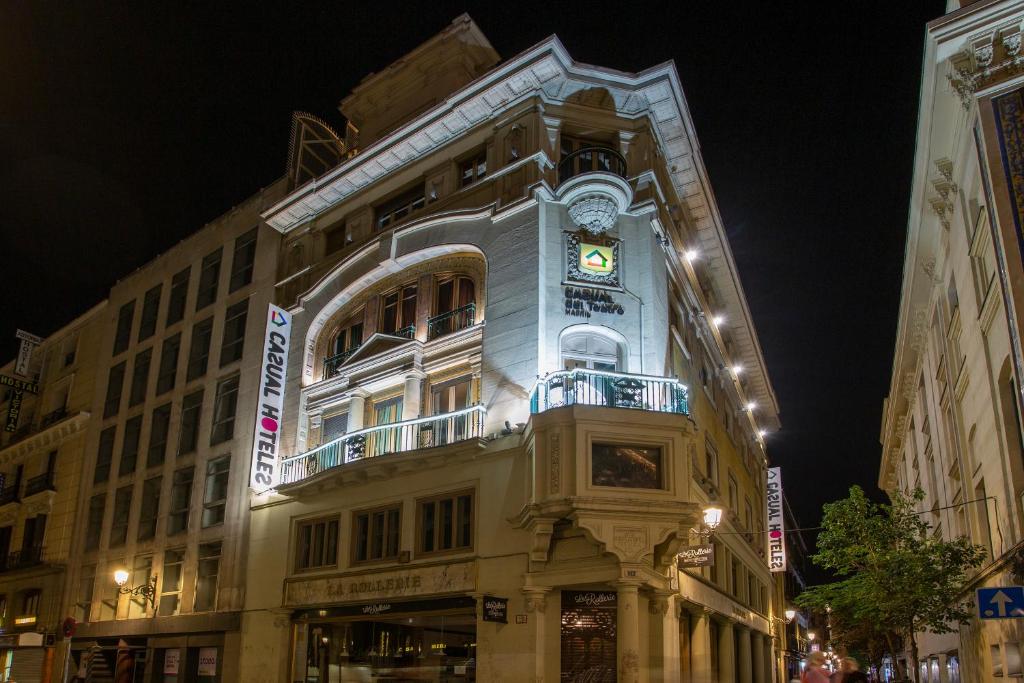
[0,411,90,468]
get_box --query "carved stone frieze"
[568,194,620,233]
[549,433,560,494]
[948,23,1024,108]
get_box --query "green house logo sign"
[580,244,614,274]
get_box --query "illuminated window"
[158,548,184,616]
[591,444,663,489]
[202,456,230,528]
[459,151,487,187]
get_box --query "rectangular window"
[156,333,181,395]
[417,491,473,555]
[194,542,221,612]
[353,505,401,563]
[158,548,185,616]
[167,467,194,535]
[195,248,222,310]
[202,456,230,528]
[322,412,348,443]
[210,377,239,445]
[705,441,718,485]
[229,227,258,292]
[109,486,132,548]
[103,362,126,418]
[460,151,487,187]
[178,390,203,456]
[119,415,142,477]
[325,223,348,255]
[95,427,116,484]
[166,267,190,326]
[295,517,339,571]
[77,564,95,623]
[219,299,248,366]
[381,285,417,336]
[138,476,161,541]
[375,184,426,231]
[591,444,663,489]
[113,301,134,356]
[127,554,152,618]
[147,404,171,468]
[187,318,213,382]
[85,494,105,551]
[138,285,162,342]
[728,474,739,512]
[129,349,151,406]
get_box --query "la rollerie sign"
[250,304,291,491]
[765,467,786,572]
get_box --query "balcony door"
[368,397,403,457]
[430,378,472,446]
[561,332,620,371]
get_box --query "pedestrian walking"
[832,657,868,683]
[802,652,830,683]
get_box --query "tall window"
[194,542,221,612]
[119,416,142,477]
[229,228,258,292]
[322,413,348,443]
[20,514,45,552]
[417,491,473,555]
[127,554,152,618]
[375,184,425,231]
[166,267,190,326]
[85,494,105,550]
[728,474,738,512]
[459,151,487,187]
[435,276,475,315]
[113,301,135,356]
[168,467,194,535]
[430,377,471,415]
[138,285,162,342]
[353,505,400,563]
[156,333,181,395]
[110,486,132,548]
[138,476,161,541]
[187,318,214,381]
[332,316,364,357]
[195,248,222,310]
[147,404,171,468]
[591,444,663,489]
[95,427,116,484]
[103,362,126,418]
[560,330,618,371]
[219,299,248,366]
[178,390,203,456]
[381,285,416,336]
[295,517,339,571]
[202,456,230,528]
[77,564,95,623]
[210,377,239,445]
[129,349,151,407]
[158,548,185,616]
[705,440,719,486]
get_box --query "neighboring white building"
[880,2,1024,681]
[240,15,781,683]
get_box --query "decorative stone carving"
[549,433,560,494]
[568,194,620,233]
[524,592,547,614]
[948,24,1024,109]
[648,595,671,616]
[612,526,648,561]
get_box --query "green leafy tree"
[796,486,985,682]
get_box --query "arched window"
[560,330,622,371]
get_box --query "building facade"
[0,305,106,682]
[238,15,782,683]
[879,1,1024,681]
[59,185,283,682]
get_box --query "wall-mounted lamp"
[114,570,157,610]
[784,608,796,623]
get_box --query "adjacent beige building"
[880,1,1024,681]
[238,15,783,683]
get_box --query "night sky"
[0,2,947,539]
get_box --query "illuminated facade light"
[684,249,698,262]
[702,506,723,531]
[746,401,756,411]
[711,315,724,327]
[731,365,743,375]
[759,429,768,438]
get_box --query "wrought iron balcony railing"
[557,146,627,186]
[0,484,19,507]
[530,369,688,415]
[39,407,68,428]
[0,546,43,573]
[24,471,55,497]
[427,303,476,341]
[322,327,417,380]
[280,405,486,485]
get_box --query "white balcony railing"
[280,405,486,485]
[530,369,689,415]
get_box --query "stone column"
[688,608,715,683]
[738,627,753,683]
[648,593,678,682]
[402,370,426,420]
[618,581,642,683]
[523,588,549,683]
[348,389,369,430]
[751,631,765,683]
[719,620,736,683]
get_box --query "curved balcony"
[530,369,688,415]
[557,146,627,186]
[280,405,486,485]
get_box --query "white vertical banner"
[14,330,42,377]
[765,466,787,572]
[250,304,291,491]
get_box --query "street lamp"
[691,505,723,540]
[114,569,158,609]
[807,631,816,642]
[784,608,796,623]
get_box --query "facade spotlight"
[684,249,699,262]
[758,429,768,438]
[746,401,756,411]
[711,315,724,327]
[731,365,743,375]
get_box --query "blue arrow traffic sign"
[978,587,1024,619]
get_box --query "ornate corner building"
[880,1,1024,681]
[239,15,782,683]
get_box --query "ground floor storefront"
[67,612,239,683]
